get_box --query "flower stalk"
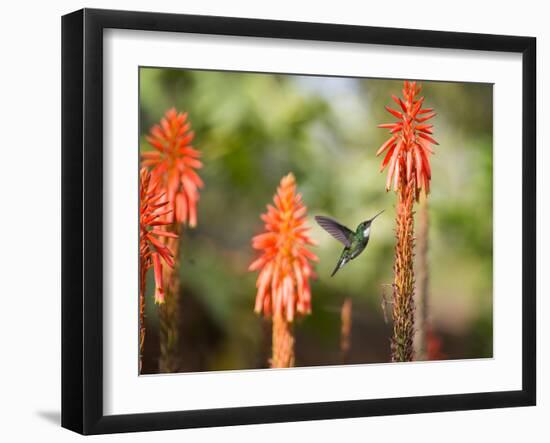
[272,315,295,368]
[340,298,352,363]
[158,232,182,372]
[391,177,416,361]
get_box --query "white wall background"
[0,1,544,441]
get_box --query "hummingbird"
[315,210,384,277]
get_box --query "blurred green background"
[139,67,493,373]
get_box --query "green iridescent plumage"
[315,210,384,276]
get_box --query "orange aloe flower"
[142,108,203,227]
[376,80,437,200]
[139,168,178,304]
[376,81,438,362]
[249,173,318,322]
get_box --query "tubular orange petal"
[380,143,397,171]
[419,146,432,179]
[415,112,436,123]
[393,159,400,191]
[141,151,162,159]
[418,139,435,155]
[385,106,403,119]
[410,96,425,116]
[299,247,319,262]
[376,134,398,156]
[175,192,187,224]
[179,147,201,158]
[418,132,439,146]
[141,159,161,167]
[392,95,408,113]
[414,147,424,188]
[386,144,401,190]
[378,123,400,129]
[249,256,268,272]
[406,149,413,181]
[416,124,434,134]
[177,121,191,136]
[178,131,195,146]
[252,232,277,247]
[182,157,203,169]
[145,137,166,152]
[188,199,197,227]
[150,229,178,238]
[152,253,165,304]
[147,234,168,252]
[417,108,434,115]
[151,126,167,143]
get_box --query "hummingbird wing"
[314,216,353,247]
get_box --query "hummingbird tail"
[331,256,347,277]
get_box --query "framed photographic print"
[61,8,536,435]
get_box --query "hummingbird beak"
[369,209,385,222]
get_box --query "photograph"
[138,67,493,374]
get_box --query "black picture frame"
[61,8,536,435]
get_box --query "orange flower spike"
[139,168,177,304]
[143,108,204,227]
[249,173,318,322]
[377,81,437,200]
